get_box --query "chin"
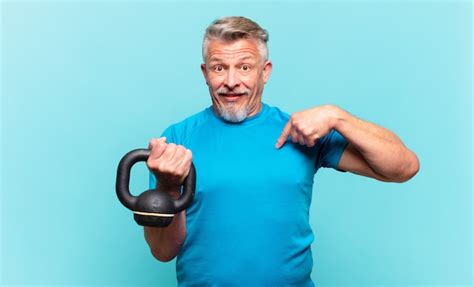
[217,103,249,123]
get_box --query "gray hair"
[202,16,269,63]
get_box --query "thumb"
[148,136,167,149]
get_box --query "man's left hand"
[275,105,342,149]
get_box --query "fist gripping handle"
[116,148,196,227]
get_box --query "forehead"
[206,38,260,62]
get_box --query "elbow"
[150,248,177,262]
[392,152,420,183]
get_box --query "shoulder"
[264,103,291,125]
[162,106,212,144]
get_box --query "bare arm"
[144,138,192,262]
[334,110,420,182]
[275,105,419,183]
[144,187,186,262]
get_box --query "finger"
[297,133,307,146]
[176,149,193,179]
[275,121,292,149]
[165,146,191,185]
[293,127,308,146]
[169,145,187,169]
[148,137,167,149]
[161,143,178,163]
[307,134,319,147]
[148,138,155,150]
[306,138,316,147]
[290,129,299,143]
[148,138,167,159]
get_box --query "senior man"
[144,16,419,286]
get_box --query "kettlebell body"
[116,148,196,227]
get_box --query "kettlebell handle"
[116,148,196,213]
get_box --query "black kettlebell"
[116,148,196,227]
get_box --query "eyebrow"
[208,55,256,63]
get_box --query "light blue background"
[1,1,472,286]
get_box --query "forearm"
[143,187,186,262]
[332,106,419,181]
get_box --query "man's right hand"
[144,136,190,261]
[146,137,193,195]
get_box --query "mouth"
[218,93,246,102]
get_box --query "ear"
[262,60,273,84]
[201,63,209,85]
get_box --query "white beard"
[217,102,250,123]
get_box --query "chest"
[186,128,317,197]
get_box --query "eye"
[214,65,224,72]
[241,64,251,71]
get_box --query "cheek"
[209,77,224,90]
[241,75,258,89]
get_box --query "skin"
[275,105,420,182]
[143,38,274,262]
[200,38,272,121]
[144,37,420,262]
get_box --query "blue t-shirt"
[149,103,348,286]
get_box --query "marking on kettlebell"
[133,211,174,217]
[152,199,161,210]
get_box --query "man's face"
[201,38,272,122]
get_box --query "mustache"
[216,88,250,96]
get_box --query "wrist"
[156,182,181,199]
[328,105,349,131]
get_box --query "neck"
[247,101,262,117]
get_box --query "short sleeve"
[315,129,349,172]
[148,126,176,189]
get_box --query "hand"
[275,105,341,149]
[146,137,193,192]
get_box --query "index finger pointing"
[275,121,292,149]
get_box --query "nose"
[224,68,239,90]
